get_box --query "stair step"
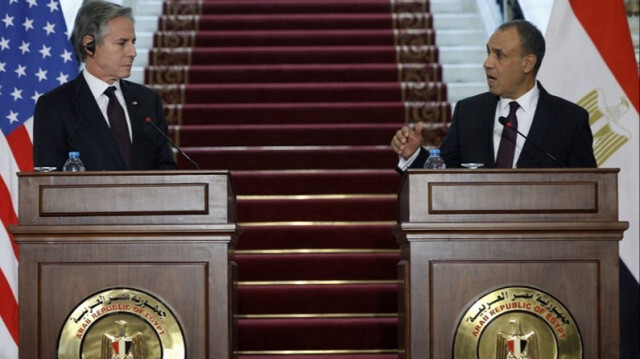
[236,355,398,359]
[147,63,441,84]
[430,0,472,13]
[447,82,488,103]
[152,82,446,104]
[173,123,402,147]
[133,16,161,33]
[164,0,401,15]
[150,45,438,65]
[442,63,485,83]
[236,195,397,222]
[235,252,400,281]
[237,317,398,351]
[236,223,398,249]
[437,28,485,46]
[153,29,434,47]
[231,170,401,196]
[159,13,432,31]
[432,13,483,30]
[237,283,398,314]
[164,101,451,126]
[181,146,397,171]
[438,45,486,64]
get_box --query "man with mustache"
[33,0,176,171]
[391,20,597,170]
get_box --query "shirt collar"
[499,83,540,116]
[83,70,122,100]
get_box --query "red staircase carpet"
[146,0,449,357]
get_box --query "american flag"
[1,0,78,356]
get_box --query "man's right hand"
[391,122,424,159]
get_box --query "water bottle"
[62,151,86,172]
[423,148,446,169]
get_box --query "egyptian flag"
[537,0,639,356]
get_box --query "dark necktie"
[104,86,132,169]
[496,101,519,168]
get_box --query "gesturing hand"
[390,122,424,159]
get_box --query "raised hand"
[391,122,424,159]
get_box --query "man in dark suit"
[33,0,176,171]
[391,20,597,170]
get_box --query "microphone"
[144,116,201,169]
[498,116,564,168]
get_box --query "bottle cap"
[429,148,440,155]
[69,151,80,158]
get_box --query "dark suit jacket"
[409,83,597,169]
[33,72,176,171]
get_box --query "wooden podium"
[393,169,628,359]
[10,171,239,358]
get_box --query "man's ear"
[522,53,537,74]
[83,35,96,57]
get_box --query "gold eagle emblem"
[577,88,631,166]
[496,319,539,359]
[101,320,144,359]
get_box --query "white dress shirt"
[493,84,540,167]
[82,70,133,141]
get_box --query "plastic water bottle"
[62,151,86,172]
[423,148,446,169]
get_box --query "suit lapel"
[72,74,126,168]
[517,84,554,166]
[481,94,499,167]
[120,81,146,169]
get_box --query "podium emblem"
[452,286,582,359]
[102,320,143,359]
[496,319,538,359]
[57,288,185,359]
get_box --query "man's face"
[483,27,534,99]
[87,16,136,84]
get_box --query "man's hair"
[498,20,546,75]
[72,0,134,62]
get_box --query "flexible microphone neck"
[498,116,565,168]
[144,117,201,170]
